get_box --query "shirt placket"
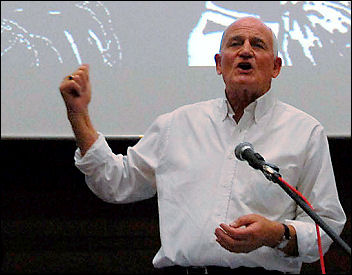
[213,119,248,264]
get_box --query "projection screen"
[1,1,351,138]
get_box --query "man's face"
[215,18,282,99]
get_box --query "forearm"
[74,132,157,204]
[68,111,98,156]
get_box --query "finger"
[60,80,81,97]
[219,223,248,240]
[219,223,235,237]
[75,66,90,92]
[61,75,82,96]
[215,227,250,253]
[235,214,260,226]
[215,226,247,243]
[216,238,253,253]
[81,63,90,71]
[78,64,90,82]
[215,228,235,251]
[229,214,261,231]
[72,72,85,92]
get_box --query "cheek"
[221,60,237,80]
[256,60,275,78]
[221,52,236,67]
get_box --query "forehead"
[224,18,272,43]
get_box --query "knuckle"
[59,83,69,92]
[76,71,87,81]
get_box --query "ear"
[272,57,282,78]
[214,53,222,75]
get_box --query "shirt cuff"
[285,219,318,262]
[74,132,112,176]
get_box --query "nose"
[239,40,254,59]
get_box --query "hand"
[214,214,283,253]
[59,64,91,116]
[59,64,98,156]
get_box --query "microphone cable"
[278,176,326,274]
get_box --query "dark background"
[1,137,351,274]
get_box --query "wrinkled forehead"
[223,18,273,45]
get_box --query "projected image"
[1,1,350,137]
[188,1,351,66]
[1,1,122,68]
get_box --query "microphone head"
[235,142,253,161]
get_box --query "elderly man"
[59,17,346,274]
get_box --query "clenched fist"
[59,64,91,116]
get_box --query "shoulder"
[275,100,322,128]
[273,100,327,142]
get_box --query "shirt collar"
[220,90,276,123]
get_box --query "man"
[59,17,346,274]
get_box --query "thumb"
[230,214,257,228]
[81,63,90,74]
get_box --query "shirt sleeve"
[285,125,346,263]
[74,113,171,204]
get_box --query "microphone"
[235,142,266,170]
[235,142,281,180]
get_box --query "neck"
[226,88,262,123]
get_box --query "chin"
[234,79,256,87]
[233,74,255,82]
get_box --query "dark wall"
[1,137,351,274]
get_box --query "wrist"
[68,111,98,156]
[268,222,286,248]
[273,224,298,256]
[67,109,89,122]
[275,223,292,249]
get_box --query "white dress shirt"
[75,90,346,273]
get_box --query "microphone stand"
[261,164,351,256]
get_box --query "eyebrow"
[227,35,268,47]
[251,37,266,46]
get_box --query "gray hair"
[271,30,278,59]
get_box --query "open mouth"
[237,62,253,71]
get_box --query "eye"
[230,40,242,47]
[253,43,264,49]
[230,42,240,47]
